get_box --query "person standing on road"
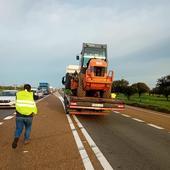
[12,84,37,149]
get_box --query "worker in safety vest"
[12,84,37,149]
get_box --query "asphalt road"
[1,94,170,170]
[0,109,15,120]
[77,112,170,170]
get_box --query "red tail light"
[71,102,77,105]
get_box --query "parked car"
[0,90,17,108]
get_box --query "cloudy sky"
[0,0,170,88]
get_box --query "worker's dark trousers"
[14,116,33,141]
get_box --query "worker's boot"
[12,137,19,149]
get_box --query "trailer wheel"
[77,75,86,97]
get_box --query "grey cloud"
[0,0,170,87]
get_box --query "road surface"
[0,109,15,120]
[0,92,170,170]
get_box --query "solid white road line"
[0,122,4,125]
[147,123,164,130]
[3,115,14,120]
[67,115,94,170]
[73,115,114,170]
[54,92,66,111]
[121,114,131,118]
[132,118,145,123]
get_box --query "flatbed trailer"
[64,94,125,115]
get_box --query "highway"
[0,109,15,120]
[77,113,170,170]
[0,93,170,170]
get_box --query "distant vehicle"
[0,90,17,108]
[31,88,44,100]
[38,82,50,95]
[36,89,44,98]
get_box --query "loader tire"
[77,75,86,97]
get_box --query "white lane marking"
[67,115,94,170]
[121,114,131,118]
[113,111,120,114]
[0,122,4,125]
[73,115,114,170]
[126,105,170,118]
[147,123,164,130]
[3,115,14,120]
[54,92,66,111]
[132,118,145,123]
[55,92,94,170]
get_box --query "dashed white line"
[3,115,14,120]
[113,111,120,114]
[67,115,94,170]
[147,123,164,130]
[121,114,131,118]
[0,122,4,125]
[132,118,145,123]
[73,115,114,170]
[126,105,170,118]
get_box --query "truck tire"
[77,75,86,97]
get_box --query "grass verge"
[117,93,170,114]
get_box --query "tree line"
[0,85,24,91]
[112,74,170,101]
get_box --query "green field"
[117,93,170,113]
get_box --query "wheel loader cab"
[80,43,107,73]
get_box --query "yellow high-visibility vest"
[111,93,116,99]
[16,90,37,115]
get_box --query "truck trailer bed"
[64,95,125,115]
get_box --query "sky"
[0,0,170,88]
